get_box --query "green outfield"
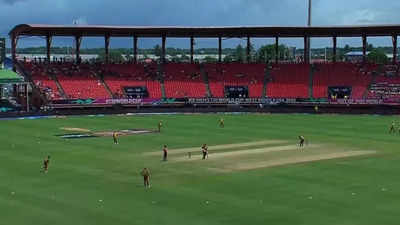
[1,113,400,225]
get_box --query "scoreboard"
[0,38,5,66]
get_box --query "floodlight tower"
[307,0,312,62]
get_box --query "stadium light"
[308,0,312,27]
[308,0,312,62]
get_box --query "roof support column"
[46,35,52,63]
[246,36,251,63]
[11,34,18,71]
[161,35,166,64]
[75,35,82,64]
[332,36,337,63]
[105,35,110,64]
[218,37,222,63]
[362,34,367,64]
[304,36,309,63]
[133,36,138,64]
[190,36,194,64]
[392,34,397,64]
[275,36,279,64]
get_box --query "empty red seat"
[205,63,265,97]
[267,63,309,98]
[163,63,207,98]
[313,63,374,99]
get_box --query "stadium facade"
[2,24,400,116]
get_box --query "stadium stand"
[22,61,398,101]
[55,64,110,99]
[24,62,110,99]
[312,63,375,99]
[102,63,162,98]
[267,63,309,98]
[204,63,265,97]
[368,64,400,99]
[162,63,207,98]
[23,63,62,100]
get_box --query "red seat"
[313,63,374,99]
[103,63,162,98]
[163,63,206,98]
[267,63,309,98]
[205,63,265,97]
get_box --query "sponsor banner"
[51,97,400,106]
[330,99,384,105]
[52,98,185,105]
[383,98,400,104]
[52,99,96,104]
[99,98,157,105]
[102,98,186,105]
[187,98,297,105]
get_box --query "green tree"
[154,44,162,57]
[234,44,245,62]
[367,49,388,64]
[180,53,190,62]
[171,56,181,62]
[98,51,124,63]
[223,55,234,63]
[367,43,374,51]
[256,44,288,63]
[203,56,217,63]
[344,44,351,53]
[257,45,274,63]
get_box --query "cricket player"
[42,155,50,173]
[141,168,151,188]
[158,121,163,133]
[113,131,119,144]
[201,144,208,160]
[389,121,396,134]
[298,135,305,148]
[162,145,168,161]
[219,118,225,128]
[314,105,319,113]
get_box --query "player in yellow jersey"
[140,168,151,188]
[389,121,396,134]
[113,131,119,144]
[219,118,224,128]
[158,121,163,132]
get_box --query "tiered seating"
[54,64,110,99]
[24,61,387,101]
[23,63,62,100]
[368,67,400,99]
[267,63,309,98]
[23,62,111,99]
[205,63,265,97]
[103,64,162,98]
[312,63,374,99]
[163,63,206,98]
[204,63,224,97]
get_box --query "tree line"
[6,43,393,64]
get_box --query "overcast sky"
[1,0,400,48]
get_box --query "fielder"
[389,121,396,134]
[201,144,209,159]
[298,135,306,148]
[140,168,151,188]
[41,155,50,173]
[113,131,119,144]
